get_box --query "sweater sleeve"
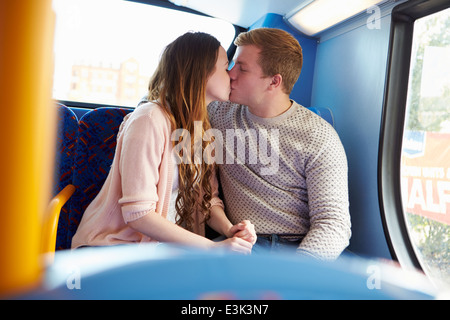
[297,124,352,260]
[118,113,165,223]
[206,102,225,210]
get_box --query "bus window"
[400,7,450,287]
[52,0,236,108]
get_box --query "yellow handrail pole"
[0,1,56,296]
[42,184,76,257]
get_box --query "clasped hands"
[215,220,257,255]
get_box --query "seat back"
[307,106,335,127]
[62,107,133,249]
[53,103,78,194]
[54,103,78,250]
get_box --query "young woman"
[71,32,256,253]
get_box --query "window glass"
[400,8,450,287]
[52,0,236,107]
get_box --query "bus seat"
[53,103,78,194]
[307,106,335,127]
[63,107,133,249]
[51,103,78,251]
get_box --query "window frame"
[55,0,246,110]
[379,0,450,271]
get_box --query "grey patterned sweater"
[208,101,351,260]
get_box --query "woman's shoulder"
[119,102,171,138]
[125,102,171,128]
[132,101,169,121]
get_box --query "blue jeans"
[252,234,302,254]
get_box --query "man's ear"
[269,74,283,90]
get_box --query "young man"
[208,28,351,260]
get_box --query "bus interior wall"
[253,12,394,259]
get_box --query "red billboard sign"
[401,131,450,225]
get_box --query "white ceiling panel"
[169,0,306,27]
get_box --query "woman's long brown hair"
[147,32,220,231]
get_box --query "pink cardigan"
[71,102,224,248]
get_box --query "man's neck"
[247,95,292,118]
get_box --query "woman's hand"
[213,236,253,255]
[227,220,257,245]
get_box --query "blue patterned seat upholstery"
[54,103,78,250]
[53,103,78,194]
[63,107,133,249]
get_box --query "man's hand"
[228,220,257,245]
